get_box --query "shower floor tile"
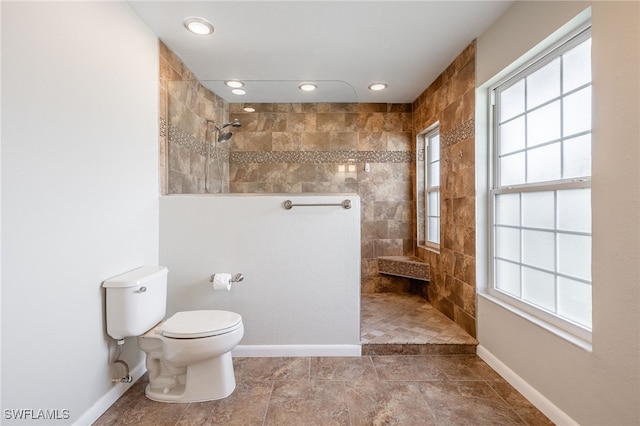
[361,292,478,355]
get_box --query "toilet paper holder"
[209,273,244,283]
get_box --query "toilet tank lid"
[102,266,168,288]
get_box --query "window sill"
[417,243,440,255]
[478,292,593,353]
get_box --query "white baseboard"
[232,344,361,357]
[476,345,578,426]
[73,361,146,426]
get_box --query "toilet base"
[144,351,236,403]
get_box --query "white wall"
[1,2,159,424]
[160,194,361,355]
[476,2,640,425]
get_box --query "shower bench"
[377,256,429,281]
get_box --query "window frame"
[416,123,440,252]
[487,26,593,343]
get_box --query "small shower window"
[416,123,440,251]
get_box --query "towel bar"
[283,199,351,210]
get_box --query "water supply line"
[111,339,133,384]
[112,360,132,384]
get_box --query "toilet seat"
[159,310,242,338]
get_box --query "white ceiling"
[128,1,513,104]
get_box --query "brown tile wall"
[159,41,229,194]
[413,41,477,337]
[227,103,415,293]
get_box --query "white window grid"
[425,128,440,247]
[489,27,592,341]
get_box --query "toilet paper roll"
[212,273,232,291]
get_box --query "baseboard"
[232,344,361,357]
[476,345,579,426]
[73,361,146,426]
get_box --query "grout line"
[260,381,275,426]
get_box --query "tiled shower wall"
[227,103,415,293]
[159,41,229,194]
[413,41,477,336]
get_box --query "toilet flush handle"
[136,286,147,293]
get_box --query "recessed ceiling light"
[298,82,318,92]
[243,107,256,113]
[183,17,214,36]
[231,88,246,95]
[225,80,244,89]
[368,82,388,91]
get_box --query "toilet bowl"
[138,310,244,403]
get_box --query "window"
[417,125,440,250]
[489,28,592,341]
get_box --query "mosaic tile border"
[166,121,228,160]
[166,118,414,164]
[441,119,475,149]
[159,116,167,138]
[230,150,413,164]
[167,122,207,156]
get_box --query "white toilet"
[103,266,244,403]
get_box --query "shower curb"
[361,343,477,356]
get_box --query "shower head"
[217,131,234,143]
[206,119,241,144]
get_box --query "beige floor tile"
[345,380,438,426]
[233,357,310,381]
[311,357,378,381]
[176,380,272,426]
[418,381,527,425]
[371,355,447,381]
[430,355,504,381]
[488,378,556,426]
[116,396,188,426]
[93,379,148,426]
[264,380,349,426]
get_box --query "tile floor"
[94,294,553,425]
[93,355,554,425]
[361,292,478,355]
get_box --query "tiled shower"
[159,39,477,338]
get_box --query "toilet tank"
[103,266,168,340]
